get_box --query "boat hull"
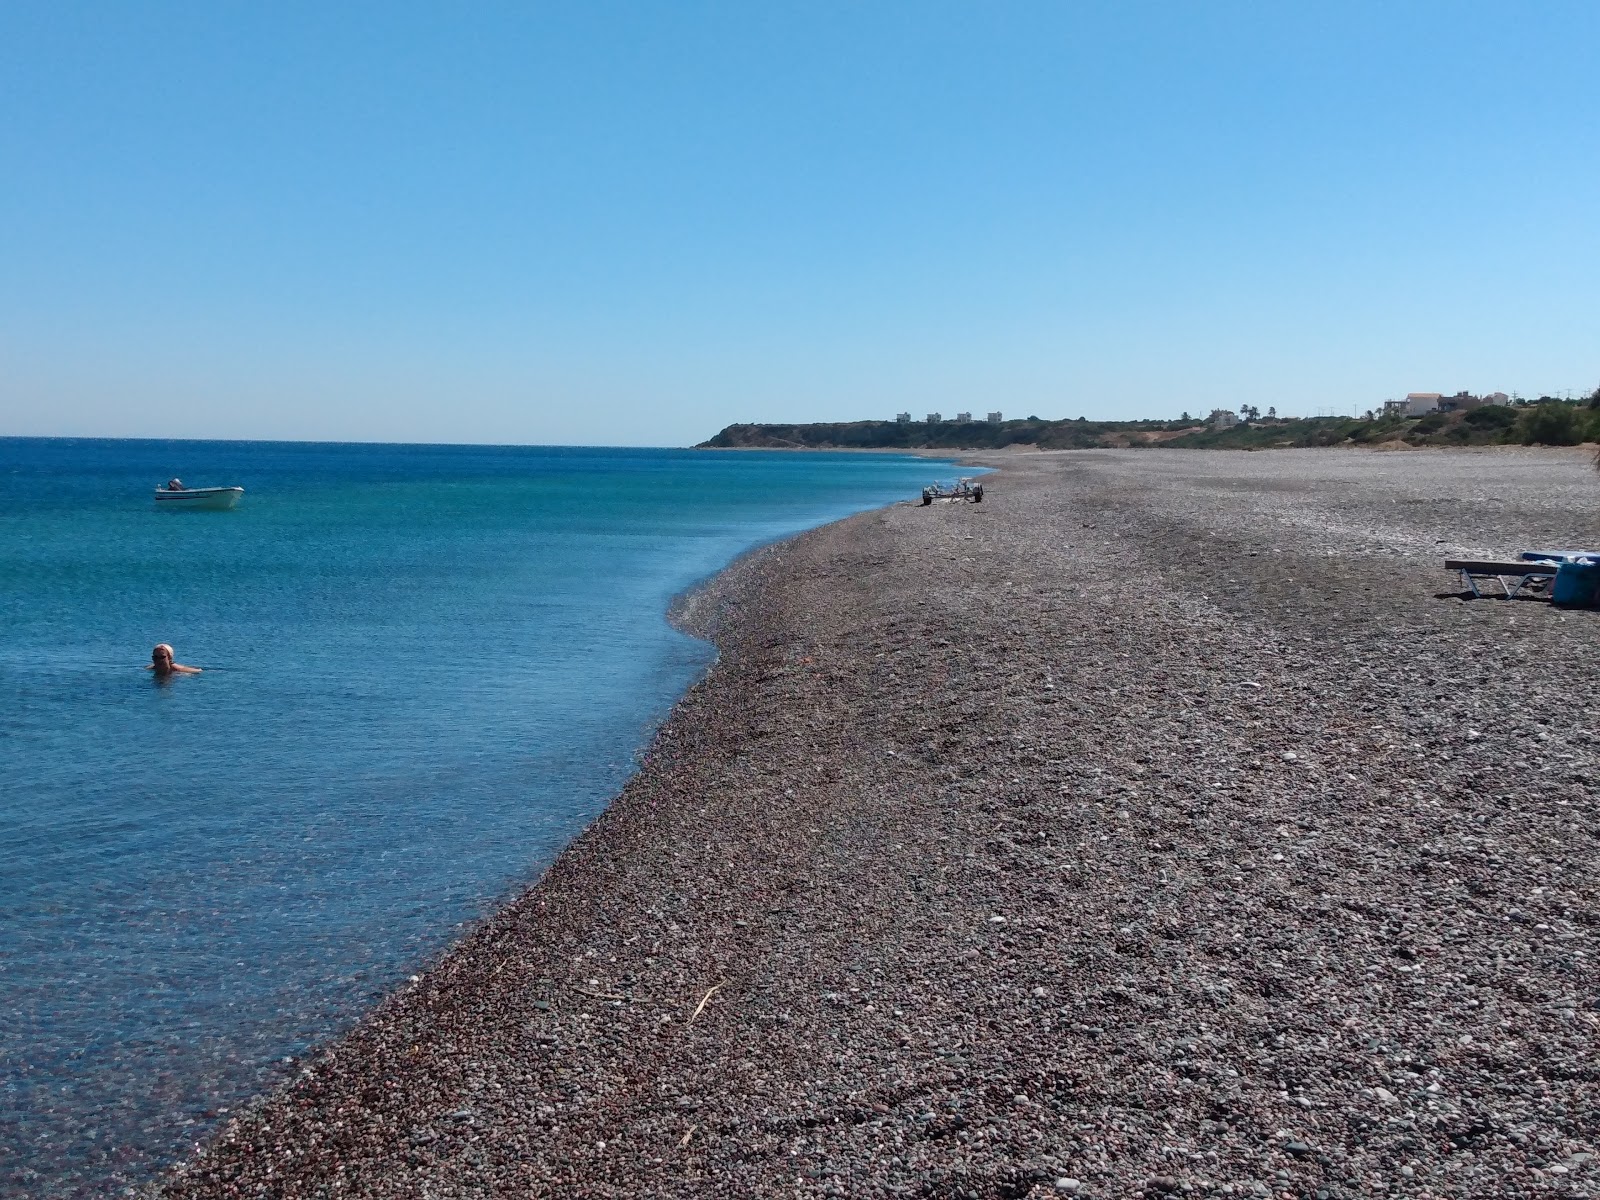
[153,487,244,511]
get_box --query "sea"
[0,438,955,1196]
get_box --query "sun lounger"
[1443,559,1558,599]
[1521,549,1600,562]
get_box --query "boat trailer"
[921,478,984,506]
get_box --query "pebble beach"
[156,448,1599,1200]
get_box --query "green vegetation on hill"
[698,417,1165,451]
[699,392,1600,451]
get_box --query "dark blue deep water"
[0,438,952,1196]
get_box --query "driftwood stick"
[686,981,725,1025]
[569,984,628,1002]
[679,1124,698,1148]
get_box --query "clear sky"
[2,1,1596,445]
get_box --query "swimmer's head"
[152,644,174,666]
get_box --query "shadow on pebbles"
[157,449,1599,1200]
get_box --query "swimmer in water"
[147,644,201,676]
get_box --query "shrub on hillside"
[1412,412,1448,435]
[1465,405,1518,430]
[1518,403,1582,446]
[1345,422,1384,444]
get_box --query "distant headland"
[700,389,1600,451]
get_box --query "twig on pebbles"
[569,984,628,1002]
[679,1124,698,1148]
[686,981,725,1025]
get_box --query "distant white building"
[986,411,1003,424]
[954,412,972,422]
[1210,409,1238,430]
[1405,392,1442,416]
[1484,392,1510,405]
[926,412,942,423]
[895,412,912,423]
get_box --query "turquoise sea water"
[0,438,954,1196]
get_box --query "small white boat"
[153,485,245,511]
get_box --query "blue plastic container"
[1551,561,1600,606]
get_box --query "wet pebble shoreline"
[157,448,1599,1199]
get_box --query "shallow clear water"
[0,438,953,1195]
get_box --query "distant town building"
[1210,409,1238,430]
[986,412,1003,424]
[954,412,972,423]
[926,412,942,423]
[895,412,912,424]
[1386,392,1507,417]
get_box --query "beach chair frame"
[1443,559,1557,600]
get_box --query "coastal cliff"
[700,401,1600,451]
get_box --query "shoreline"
[158,449,1598,1198]
[699,440,1600,458]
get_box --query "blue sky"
[2,1,1596,444]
